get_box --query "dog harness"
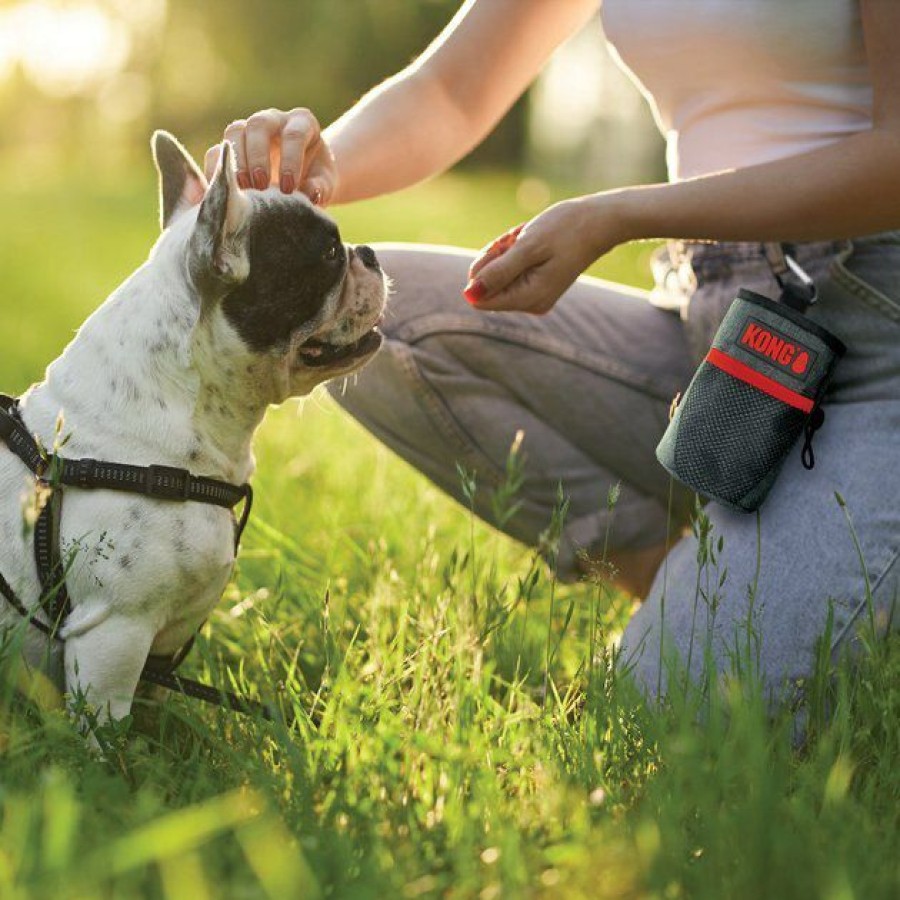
[0,392,273,719]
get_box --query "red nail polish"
[310,187,323,206]
[463,279,486,304]
[252,167,268,190]
[280,172,295,194]
[237,171,251,190]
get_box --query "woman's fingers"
[204,128,250,188]
[464,236,543,304]
[203,144,221,182]
[243,110,284,189]
[462,196,617,316]
[279,108,322,196]
[469,263,556,314]
[205,108,331,199]
[468,224,524,280]
[223,119,250,187]
[302,165,335,207]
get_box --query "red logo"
[738,319,816,378]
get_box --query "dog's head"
[151,131,386,402]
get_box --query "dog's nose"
[355,244,380,271]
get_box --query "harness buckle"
[146,464,192,501]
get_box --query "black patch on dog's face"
[221,198,346,351]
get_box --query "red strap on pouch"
[705,347,814,413]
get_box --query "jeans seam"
[830,244,900,324]
[393,315,685,402]
[391,339,508,486]
[829,544,900,655]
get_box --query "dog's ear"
[188,140,252,288]
[151,130,207,230]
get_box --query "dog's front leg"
[63,613,156,727]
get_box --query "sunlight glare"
[0,2,132,97]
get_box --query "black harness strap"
[139,665,274,719]
[35,492,69,630]
[0,395,250,521]
[0,567,56,640]
[0,393,272,722]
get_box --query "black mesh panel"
[672,363,806,506]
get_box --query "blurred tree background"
[0,0,663,187]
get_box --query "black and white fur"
[0,132,387,724]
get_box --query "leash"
[0,393,279,723]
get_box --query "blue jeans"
[328,235,900,701]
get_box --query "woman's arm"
[618,0,900,245]
[326,0,598,203]
[210,0,599,205]
[469,0,900,311]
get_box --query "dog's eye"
[323,242,341,262]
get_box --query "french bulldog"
[0,131,387,726]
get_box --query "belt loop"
[761,242,789,282]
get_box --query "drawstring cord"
[801,405,826,470]
[764,245,828,473]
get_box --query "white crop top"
[600,0,873,181]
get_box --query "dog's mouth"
[296,326,383,369]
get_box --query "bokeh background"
[0,0,663,182]
[0,0,667,395]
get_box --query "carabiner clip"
[762,243,817,311]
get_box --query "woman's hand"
[204,107,338,205]
[463,194,628,314]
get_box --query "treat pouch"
[656,288,846,512]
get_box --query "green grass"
[1,170,899,899]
